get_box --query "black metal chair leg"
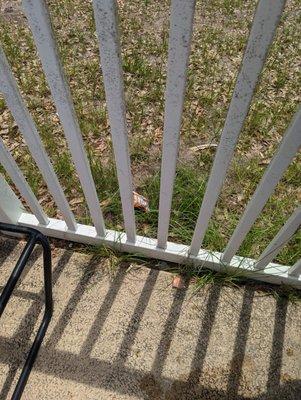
[0,223,53,400]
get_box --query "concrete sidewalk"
[0,236,300,399]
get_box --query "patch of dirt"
[0,0,25,23]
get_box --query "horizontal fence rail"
[0,0,300,287]
[16,212,301,287]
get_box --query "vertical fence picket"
[256,206,301,270]
[222,109,301,263]
[92,0,136,243]
[288,259,301,277]
[0,138,49,225]
[189,0,285,256]
[0,176,24,224]
[157,0,196,248]
[22,0,105,237]
[0,47,77,231]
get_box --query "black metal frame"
[0,223,53,400]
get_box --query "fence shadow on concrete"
[0,243,300,400]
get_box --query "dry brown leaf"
[190,143,218,152]
[133,191,149,212]
[172,275,186,289]
[69,198,83,206]
[100,198,112,208]
[259,159,270,165]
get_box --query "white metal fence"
[0,0,300,287]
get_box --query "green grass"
[0,0,300,268]
[75,241,301,302]
[184,265,301,302]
